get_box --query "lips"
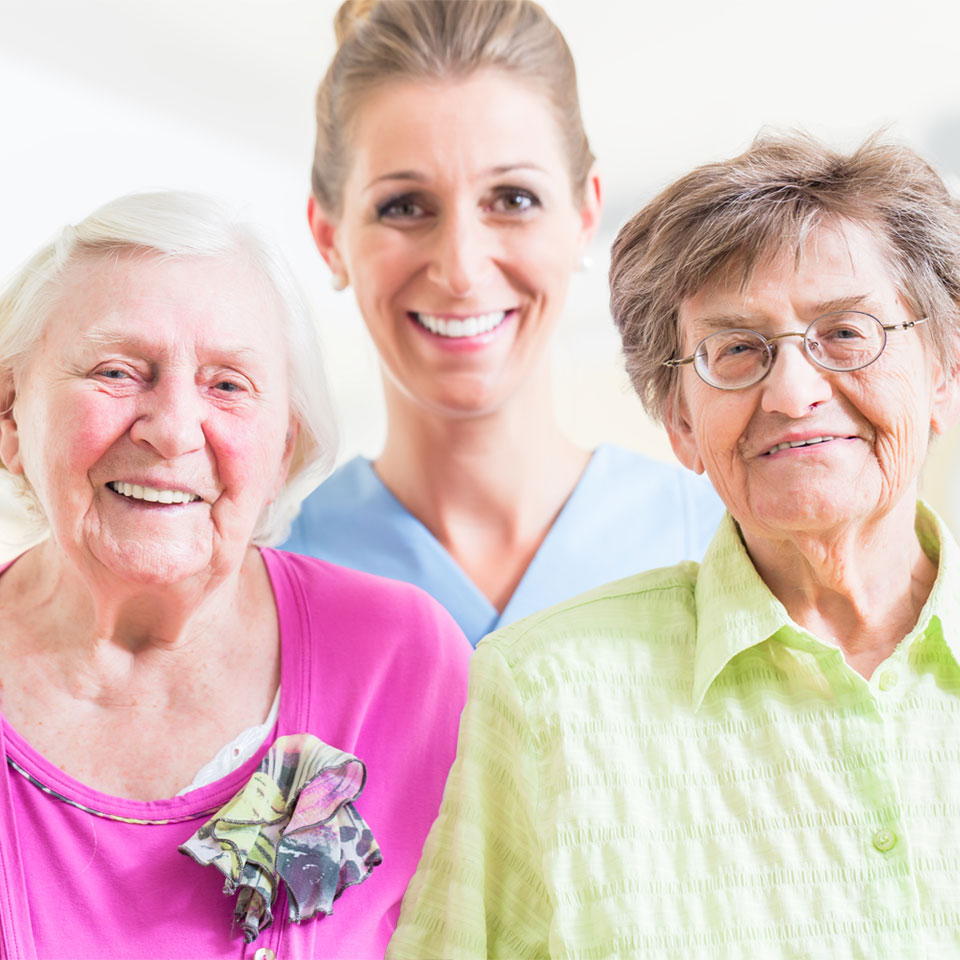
[764,436,837,455]
[411,310,509,339]
[107,481,203,504]
[759,434,863,456]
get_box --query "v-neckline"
[361,447,604,636]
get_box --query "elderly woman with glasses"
[387,133,960,959]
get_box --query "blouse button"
[253,949,276,960]
[872,828,897,853]
[877,670,899,692]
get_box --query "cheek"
[352,236,412,303]
[212,414,290,495]
[852,364,931,460]
[509,225,575,296]
[689,398,756,501]
[21,394,126,495]
[691,397,750,466]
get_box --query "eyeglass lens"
[694,312,886,388]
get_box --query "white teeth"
[414,311,507,338]
[766,436,837,455]
[109,481,201,504]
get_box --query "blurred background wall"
[1,0,958,553]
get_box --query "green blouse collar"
[691,502,960,711]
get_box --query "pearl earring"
[331,271,348,292]
[578,254,593,273]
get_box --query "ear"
[575,164,603,255]
[663,387,705,475]
[0,373,23,475]
[929,347,960,436]
[307,195,348,287]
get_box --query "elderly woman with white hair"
[389,133,960,959]
[0,192,470,959]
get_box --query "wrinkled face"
[666,221,958,540]
[0,252,297,585]
[316,69,599,417]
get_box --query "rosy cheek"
[209,417,287,489]
[58,396,125,455]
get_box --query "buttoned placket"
[854,646,924,939]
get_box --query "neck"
[741,495,935,678]
[375,361,589,610]
[3,539,270,697]
[0,541,281,799]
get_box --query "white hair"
[0,191,338,546]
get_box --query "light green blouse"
[388,505,960,960]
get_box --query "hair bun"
[334,0,378,45]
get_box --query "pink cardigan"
[0,550,472,959]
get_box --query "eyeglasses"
[663,311,927,390]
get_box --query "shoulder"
[589,443,687,484]
[479,561,701,691]
[263,548,470,662]
[588,444,723,520]
[289,456,378,525]
[282,456,430,573]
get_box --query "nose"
[129,373,206,459]
[759,337,833,417]
[424,206,491,298]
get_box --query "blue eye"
[828,326,865,340]
[99,368,129,379]
[717,339,761,358]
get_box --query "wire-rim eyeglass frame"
[662,311,927,391]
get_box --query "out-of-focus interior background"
[1,0,958,554]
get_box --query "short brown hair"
[312,0,594,216]
[609,132,960,422]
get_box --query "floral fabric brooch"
[180,733,382,943]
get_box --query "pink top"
[0,549,472,959]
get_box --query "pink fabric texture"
[0,550,471,959]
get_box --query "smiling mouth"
[107,481,203,504]
[411,311,510,339]
[763,436,843,456]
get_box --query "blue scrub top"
[282,444,725,646]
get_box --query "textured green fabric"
[388,504,960,960]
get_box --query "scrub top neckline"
[359,445,609,636]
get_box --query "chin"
[747,488,881,535]
[90,539,213,586]
[433,367,528,417]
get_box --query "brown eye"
[376,194,427,220]
[491,188,539,214]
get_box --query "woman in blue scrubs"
[284,0,723,645]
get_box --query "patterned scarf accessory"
[179,733,382,943]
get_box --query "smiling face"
[310,69,600,417]
[665,220,959,541]
[0,251,297,586]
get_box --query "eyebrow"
[78,328,263,365]
[691,294,875,333]
[363,162,547,191]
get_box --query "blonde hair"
[609,132,960,423]
[0,191,338,546]
[312,0,593,215]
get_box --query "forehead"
[343,69,571,191]
[42,251,283,358]
[678,221,898,333]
